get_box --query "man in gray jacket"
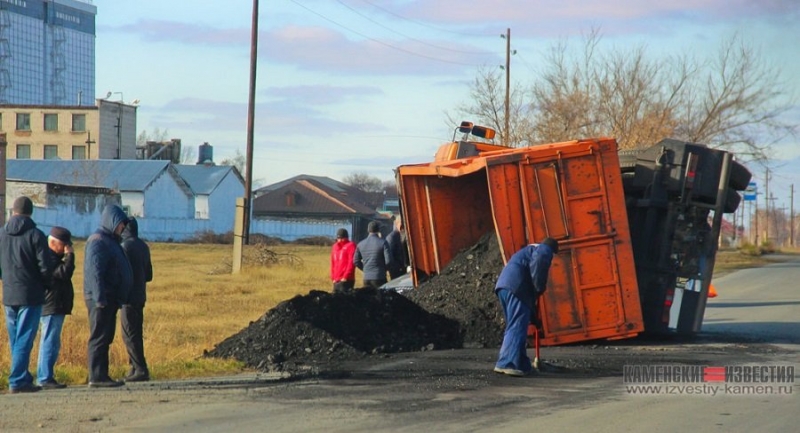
[353,221,392,288]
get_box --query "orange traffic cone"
[708,284,718,298]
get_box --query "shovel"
[531,307,567,373]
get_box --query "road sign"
[744,181,757,201]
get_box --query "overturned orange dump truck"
[397,123,750,346]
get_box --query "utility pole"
[234,0,259,273]
[764,168,770,243]
[0,133,6,227]
[504,28,510,145]
[754,198,759,246]
[243,0,259,244]
[789,184,794,247]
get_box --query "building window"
[72,145,87,160]
[16,113,31,131]
[72,114,86,132]
[0,113,3,130]
[44,145,59,160]
[44,113,59,131]
[16,144,31,159]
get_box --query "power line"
[287,0,485,67]
[357,0,492,38]
[335,0,489,55]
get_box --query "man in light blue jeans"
[37,226,75,389]
[0,197,54,393]
[4,306,43,389]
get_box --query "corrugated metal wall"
[250,218,351,242]
[31,206,351,243]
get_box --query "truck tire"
[724,188,742,213]
[728,159,751,191]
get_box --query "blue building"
[6,159,245,242]
[0,0,97,106]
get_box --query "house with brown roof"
[251,175,389,242]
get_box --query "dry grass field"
[1,242,331,390]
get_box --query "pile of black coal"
[406,232,505,348]
[206,232,505,372]
[205,287,462,372]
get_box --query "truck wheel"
[723,188,742,213]
[728,159,751,191]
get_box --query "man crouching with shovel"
[493,238,558,377]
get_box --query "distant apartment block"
[0,98,137,160]
[0,0,97,106]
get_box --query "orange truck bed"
[397,137,644,345]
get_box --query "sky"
[94,0,800,212]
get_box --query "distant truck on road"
[396,122,751,346]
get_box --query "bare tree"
[456,31,796,160]
[672,35,795,160]
[343,172,384,193]
[219,148,246,176]
[180,145,196,164]
[446,66,534,147]
[136,127,170,147]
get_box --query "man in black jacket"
[120,217,153,382]
[385,217,409,280]
[84,204,132,388]
[0,196,54,393]
[36,227,75,389]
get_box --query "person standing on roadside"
[354,221,392,289]
[493,238,558,377]
[0,196,54,394]
[385,217,409,280]
[330,228,356,294]
[84,204,133,388]
[120,217,153,382]
[37,227,75,390]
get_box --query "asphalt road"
[1,256,798,433]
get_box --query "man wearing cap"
[493,238,559,377]
[0,196,55,393]
[120,217,153,382]
[83,204,133,388]
[330,228,356,294]
[37,226,75,389]
[353,221,392,289]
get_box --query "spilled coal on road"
[206,233,507,374]
[205,234,778,377]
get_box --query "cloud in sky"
[394,0,799,23]
[105,19,250,45]
[265,84,383,105]
[98,0,799,187]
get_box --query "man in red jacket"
[330,228,356,294]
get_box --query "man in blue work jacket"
[494,237,558,377]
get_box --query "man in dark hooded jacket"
[120,217,153,382]
[0,196,54,393]
[83,204,133,387]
